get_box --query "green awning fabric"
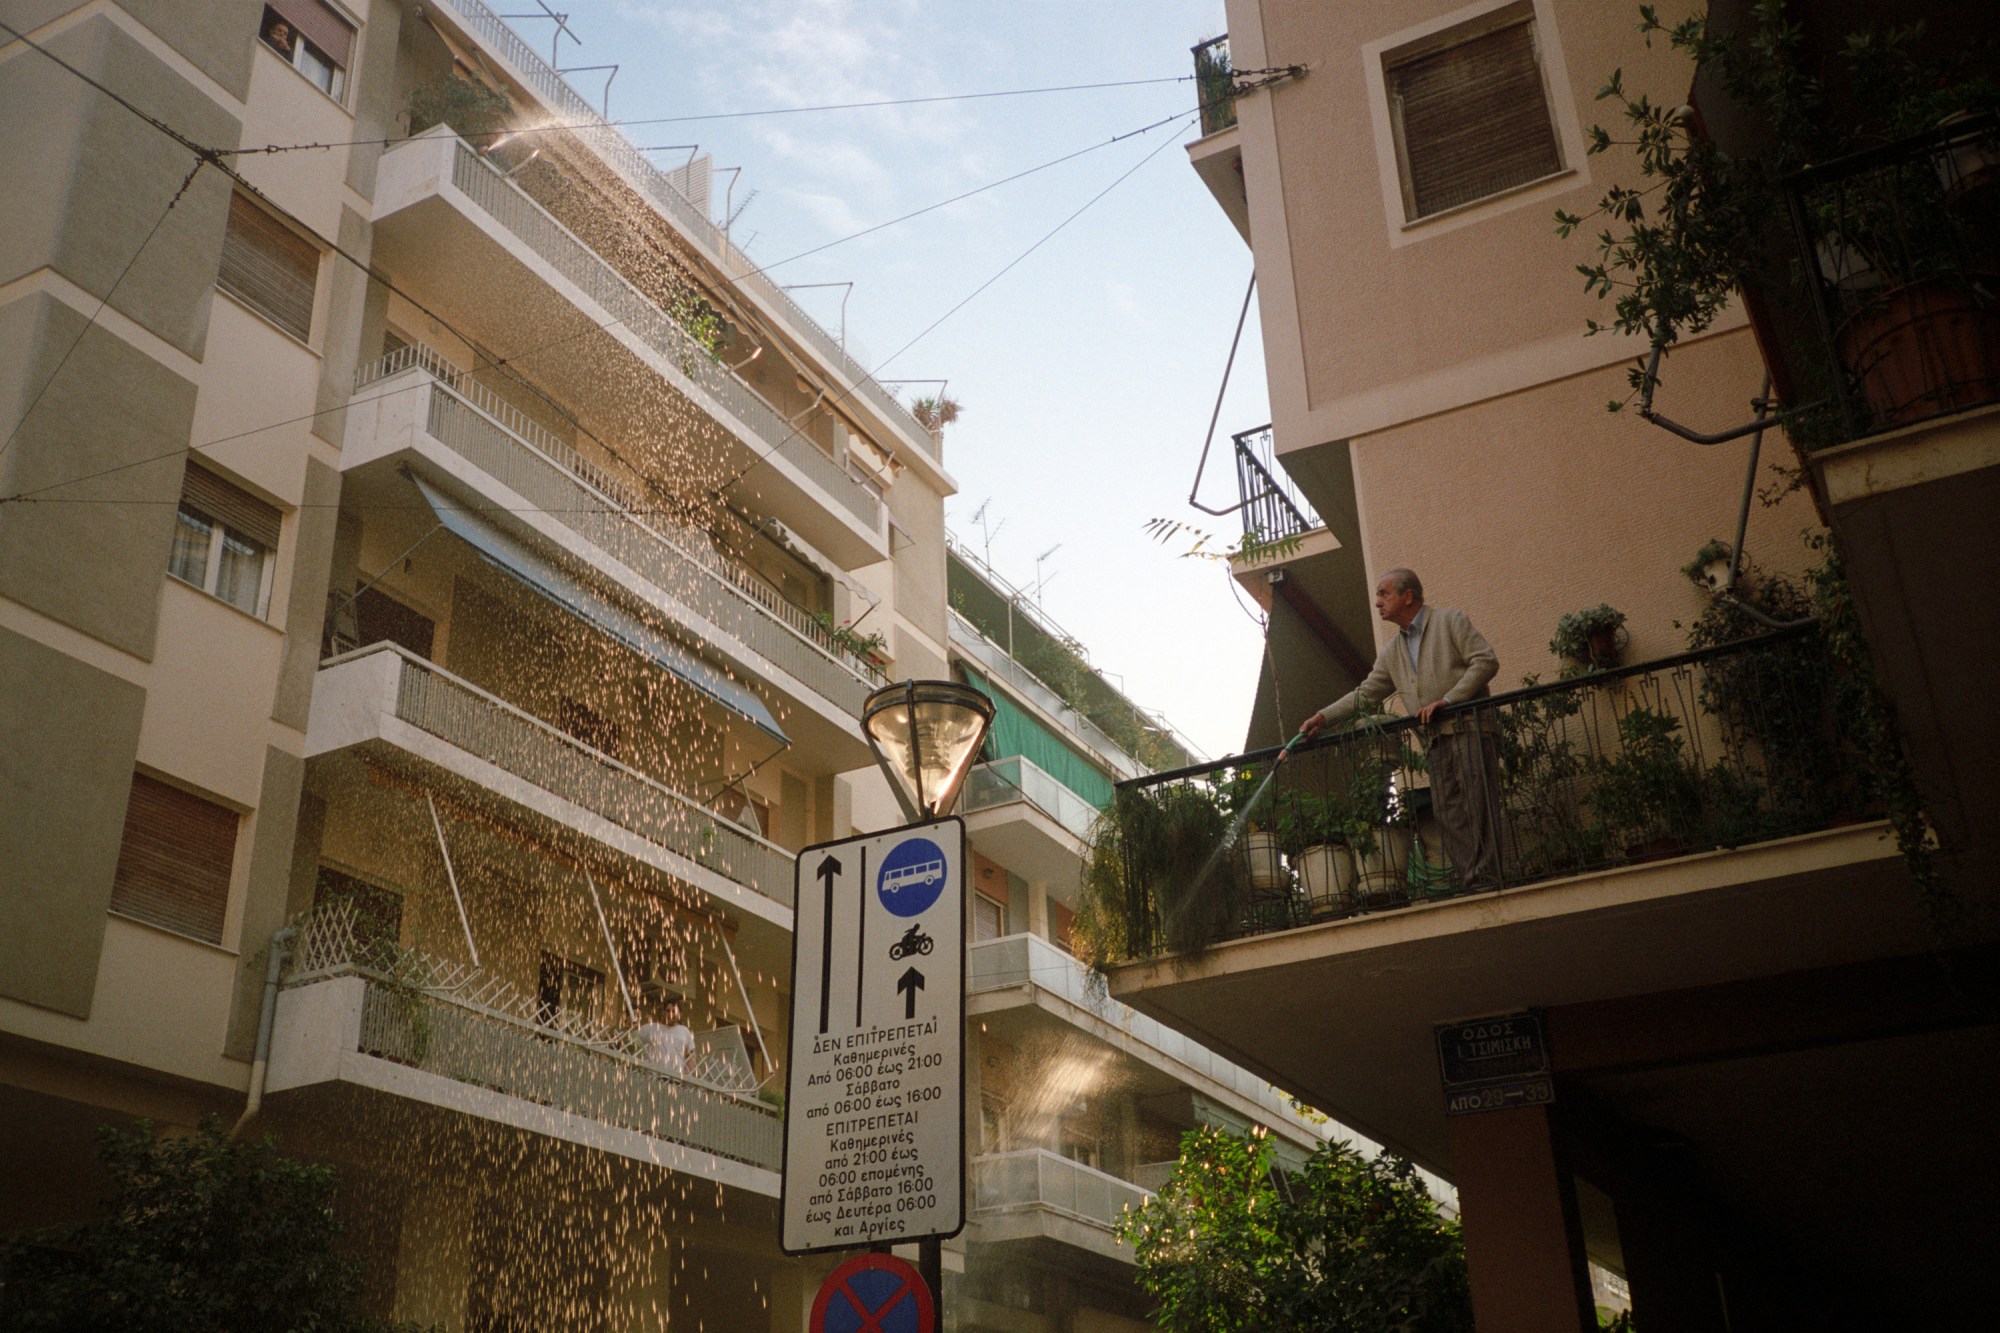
[961,665,1115,810]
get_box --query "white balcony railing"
[408,132,881,531]
[353,345,881,712]
[284,908,781,1169]
[968,934,1331,1141]
[962,755,1100,842]
[317,643,796,910]
[425,0,940,461]
[972,1149,1149,1236]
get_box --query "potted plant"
[1220,764,1289,897]
[1336,711,1422,907]
[1589,706,1706,862]
[1682,539,1737,593]
[1551,604,1628,671]
[1555,3,2000,431]
[1080,782,1240,958]
[1274,787,1358,918]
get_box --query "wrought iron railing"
[1231,424,1319,543]
[319,643,797,909]
[972,1149,1149,1237]
[284,906,780,1168]
[1101,627,1883,958]
[1192,36,1236,136]
[1778,112,2000,444]
[962,756,1101,843]
[434,136,883,529]
[353,346,882,708]
[426,0,940,458]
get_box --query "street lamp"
[861,679,995,824]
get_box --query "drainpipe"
[230,924,297,1140]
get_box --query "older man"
[1299,568,1502,889]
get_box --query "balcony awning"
[960,665,1113,810]
[410,474,789,747]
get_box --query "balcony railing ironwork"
[1776,112,2000,445]
[322,643,797,909]
[972,1149,1150,1236]
[1231,424,1320,543]
[353,345,882,709]
[284,905,781,1168]
[963,756,1101,843]
[1192,36,1236,136]
[434,136,883,529]
[427,0,939,458]
[1102,627,1883,958]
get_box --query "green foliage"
[810,611,887,662]
[1193,38,1238,134]
[1120,1125,1471,1333]
[0,1116,427,1333]
[665,287,725,366]
[1495,677,1608,877]
[1553,2,1999,412]
[1550,604,1627,667]
[1590,706,1706,849]
[1077,782,1239,964]
[404,75,512,141]
[908,395,962,434]
[1144,517,1307,567]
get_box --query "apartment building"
[1,0,943,1326]
[947,543,1334,1333]
[0,3,1348,1328]
[1099,2,1999,1330]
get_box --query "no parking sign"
[810,1253,934,1333]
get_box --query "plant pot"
[1353,823,1415,906]
[1623,835,1683,865]
[1836,278,2000,429]
[1294,844,1356,916]
[1242,831,1288,893]
[1586,626,1623,669]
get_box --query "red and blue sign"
[810,1253,934,1333]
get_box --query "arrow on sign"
[817,856,840,1034]
[896,966,925,1019]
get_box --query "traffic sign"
[782,818,966,1254]
[809,1253,934,1333]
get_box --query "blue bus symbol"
[876,837,947,917]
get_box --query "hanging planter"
[1551,604,1628,671]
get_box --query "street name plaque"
[1435,1011,1554,1116]
[782,818,965,1253]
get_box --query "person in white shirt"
[634,998,695,1078]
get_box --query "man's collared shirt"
[1400,606,1428,674]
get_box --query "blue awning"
[410,474,789,747]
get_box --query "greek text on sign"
[1435,1011,1553,1117]
[782,818,966,1253]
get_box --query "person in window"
[633,997,694,1078]
[261,13,296,57]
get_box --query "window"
[537,952,605,1030]
[259,2,353,100]
[110,774,238,944]
[1384,3,1563,221]
[972,892,1005,942]
[1059,1129,1101,1171]
[169,464,280,617]
[218,192,319,341]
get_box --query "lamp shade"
[862,680,996,820]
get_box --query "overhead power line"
[226,76,1197,156]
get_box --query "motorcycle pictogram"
[888,923,934,960]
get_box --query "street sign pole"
[782,816,967,1271]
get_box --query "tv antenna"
[1032,543,1062,606]
[970,500,1006,567]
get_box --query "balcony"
[1230,425,1320,545]
[1188,35,1249,242]
[1102,630,1920,1176]
[267,909,782,1189]
[368,128,887,568]
[948,609,1143,781]
[424,0,944,466]
[343,345,879,757]
[306,643,795,928]
[962,756,1097,885]
[968,933,1327,1145]
[970,1150,1149,1262]
[1192,36,1236,136]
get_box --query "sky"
[537,0,1278,759]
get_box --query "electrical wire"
[224,76,1200,156]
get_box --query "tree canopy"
[1,1116,424,1333]
[1119,1124,1472,1333]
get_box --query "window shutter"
[218,193,318,341]
[110,775,238,944]
[181,463,281,550]
[1389,19,1562,219]
[267,0,354,68]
